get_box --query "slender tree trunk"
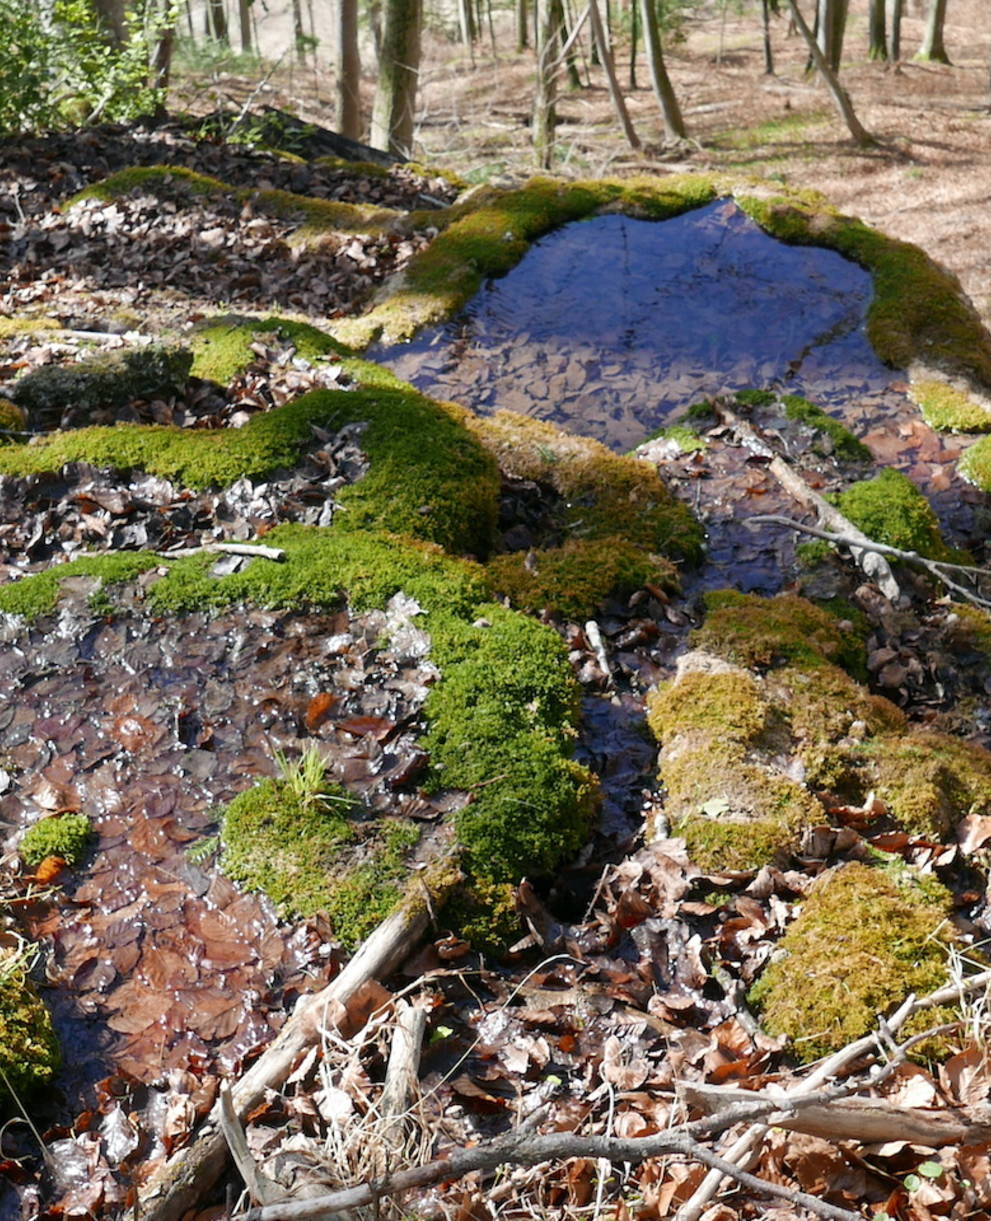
[629,0,638,90]
[517,0,529,49]
[92,0,126,44]
[532,0,560,167]
[370,0,422,157]
[816,0,848,71]
[640,0,685,138]
[588,0,640,150]
[369,0,383,56]
[761,0,774,73]
[334,0,361,139]
[917,0,950,62]
[151,0,176,92]
[184,0,194,37]
[207,0,229,42]
[886,0,902,59]
[786,0,873,144]
[868,0,886,58]
[292,0,305,59]
[458,0,476,46]
[238,0,252,51]
[553,0,581,88]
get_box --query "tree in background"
[334,0,361,138]
[868,0,886,58]
[787,0,873,144]
[887,0,903,60]
[917,0,949,62]
[816,0,849,72]
[370,0,422,156]
[532,0,559,166]
[640,0,686,137]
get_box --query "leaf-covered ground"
[3,118,991,1221]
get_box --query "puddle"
[378,199,898,453]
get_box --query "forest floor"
[2,4,991,1220]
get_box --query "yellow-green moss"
[647,670,770,743]
[0,959,60,1097]
[189,314,352,384]
[691,590,865,676]
[0,398,27,432]
[768,663,906,745]
[958,436,991,492]
[780,393,872,462]
[750,861,955,1062]
[220,776,420,947]
[868,730,991,839]
[463,408,703,563]
[0,374,500,556]
[0,552,162,619]
[0,316,59,340]
[944,603,991,659]
[10,345,192,423]
[487,536,678,621]
[836,468,961,563]
[19,814,92,867]
[441,877,520,954]
[68,165,402,242]
[910,378,991,433]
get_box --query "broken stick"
[137,858,461,1221]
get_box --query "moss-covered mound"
[189,314,353,384]
[750,861,954,1061]
[910,378,991,434]
[69,165,403,244]
[835,468,960,562]
[10,344,192,427]
[959,435,991,493]
[19,814,92,868]
[648,591,991,868]
[0,958,60,1097]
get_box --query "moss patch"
[487,536,678,621]
[780,394,872,462]
[19,814,92,867]
[0,399,27,433]
[189,314,352,384]
[750,861,954,1061]
[648,669,770,744]
[10,344,192,425]
[220,776,418,947]
[868,730,991,839]
[910,378,991,434]
[0,552,161,620]
[0,959,60,1097]
[836,468,960,562]
[958,436,991,493]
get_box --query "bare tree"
[516,0,529,50]
[816,0,848,71]
[237,0,252,51]
[206,0,229,42]
[370,0,422,157]
[588,0,640,149]
[868,0,886,58]
[917,0,950,62]
[532,0,560,167]
[640,0,686,138]
[334,0,361,138]
[761,0,775,73]
[786,0,873,144]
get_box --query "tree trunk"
[640,0,685,138]
[370,0,422,157]
[815,0,848,71]
[532,0,560,168]
[516,0,529,50]
[887,0,902,59]
[151,0,176,93]
[786,0,873,144]
[868,0,886,58]
[588,0,640,150]
[761,0,774,73]
[92,0,126,44]
[238,0,252,51]
[334,0,362,139]
[554,0,581,88]
[207,0,229,42]
[458,0,476,46]
[292,0,305,59]
[628,0,638,90]
[917,0,950,62]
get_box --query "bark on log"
[137,859,461,1221]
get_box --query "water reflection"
[378,199,898,452]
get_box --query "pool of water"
[378,199,899,452]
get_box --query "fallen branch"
[748,515,991,610]
[157,541,287,562]
[137,858,461,1221]
[713,400,901,600]
[379,998,429,1150]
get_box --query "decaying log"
[137,859,461,1221]
[379,998,428,1136]
[680,1081,991,1147]
[713,400,902,601]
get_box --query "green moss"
[19,814,92,867]
[868,730,991,839]
[442,877,520,954]
[0,960,60,1097]
[910,379,991,433]
[0,377,500,556]
[944,603,991,659]
[0,317,60,340]
[636,423,707,454]
[220,777,419,946]
[750,861,954,1062]
[958,436,991,492]
[68,165,401,241]
[0,552,161,620]
[190,315,352,384]
[836,468,959,562]
[779,394,872,462]
[0,399,26,432]
[463,409,703,563]
[647,670,770,743]
[692,590,865,676]
[10,345,192,424]
[487,536,678,621]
